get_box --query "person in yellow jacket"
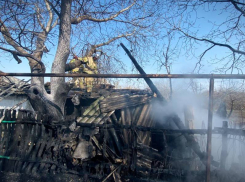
[70,55,98,92]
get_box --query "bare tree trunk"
[27,0,72,122]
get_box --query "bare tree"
[154,32,180,99]
[164,0,245,73]
[0,0,163,121]
[217,84,245,126]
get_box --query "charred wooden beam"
[120,43,165,102]
[72,122,245,136]
[136,104,150,126]
[171,115,219,167]
[103,124,108,160]
[131,122,137,172]
[120,109,129,145]
[137,144,164,161]
[107,118,123,156]
[91,136,109,159]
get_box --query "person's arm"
[77,57,88,64]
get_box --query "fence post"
[220,121,228,170]
[206,77,214,182]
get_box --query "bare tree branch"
[0,46,43,64]
[177,28,245,55]
[71,1,136,24]
[0,18,45,72]
[192,45,215,73]
[45,0,54,33]
[35,5,46,31]
[201,0,245,6]
[94,33,134,49]
[230,0,245,16]
[0,19,29,56]
[46,0,60,18]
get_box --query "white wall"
[0,95,33,110]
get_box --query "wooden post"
[120,43,166,103]
[184,106,194,129]
[206,77,214,182]
[131,120,137,173]
[220,121,228,170]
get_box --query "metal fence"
[1,72,245,182]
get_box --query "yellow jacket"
[70,57,98,74]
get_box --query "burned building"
[0,74,206,182]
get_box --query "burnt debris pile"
[1,90,245,182]
[1,46,245,181]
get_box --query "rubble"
[1,84,245,181]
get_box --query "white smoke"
[151,90,245,171]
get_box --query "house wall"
[0,95,33,110]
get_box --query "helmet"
[92,53,100,61]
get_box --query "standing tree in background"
[155,32,180,100]
[167,0,245,73]
[0,0,163,121]
[1,0,244,122]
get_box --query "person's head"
[92,53,100,61]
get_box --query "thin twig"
[102,164,122,182]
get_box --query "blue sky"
[0,1,244,91]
